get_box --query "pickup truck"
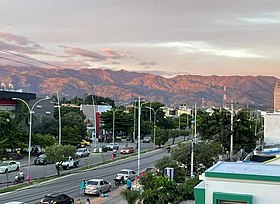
[61,156,80,170]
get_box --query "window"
[100,181,104,185]
[213,192,252,204]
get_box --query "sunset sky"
[0,0,280,78]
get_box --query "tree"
[155,128,169,148]
[140,175,183,204]
[0,111,28,153]
[32,133,56,147]
[44,144,76,175]
[121,189,141,204]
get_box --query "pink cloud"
[0,32,42,48]
[140,61,159,66]
[99,48,123,59]
[61,46,107,60]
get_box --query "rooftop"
[205,161,280,182]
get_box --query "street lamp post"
[12,96,50,182]
[230,100,234,162]
[146,107,161,149]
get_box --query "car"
[116,169,137,181]
[143,137,151,143]
[106,143,119,151]
[120,147,135,154]
[75,148,90,157]
[34,154,52,165]
[0,160,20,174]
[85,179,111,196]
[80,139,91,146]
[39,193,74,204]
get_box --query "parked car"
[34,154,52,165]
[120,147,135,154]
[75,148,90,157]
[85,179,111,196]
[106,143,119,151]
[39,193,74,204]
[61,156,79,170]
[0,161,20,174]
[143,137,151,143]
[116,169,137,181]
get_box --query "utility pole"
[133,99,136,143]
[137,97,141,176]
[230,100,234,161]
[57,92,62,145]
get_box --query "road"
[0,136,187,188]
[0,148,170,203]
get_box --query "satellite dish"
[1,82,6,88]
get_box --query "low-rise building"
[195,161,280,204]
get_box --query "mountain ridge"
[0,66,278,109]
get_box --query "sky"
[0,0,280,78]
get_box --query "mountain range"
[0,66,278,110]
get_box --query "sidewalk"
[78,185,195,204]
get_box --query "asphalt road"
[0,148,170,204]
[0,140,154,188]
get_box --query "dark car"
[34,154,51,165]
[40,193,74,204]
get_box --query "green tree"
[32,133,56,147]
[44,144,76,175]
[155,128,169,148]
[120,189,141,204]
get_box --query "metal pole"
[191,140,194,178]
[194,103,197,143]
[57,92,61,145]
[28,111,32,177]
[137,97,141,176]
[113,109,115,144]
[230,100,234,161]
[133,100,136,143]
[153,110,156,149]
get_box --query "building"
[264,112,280,145]
[194,161,280,204]
[274,82,280,112]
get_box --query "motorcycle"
[114,175,125,186]
[14,174,25,185]
[166,146,171,153]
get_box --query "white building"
[194,161,280,204]
[264,112,280,145]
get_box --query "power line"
[0,49,63,69]
[0,56,43,68]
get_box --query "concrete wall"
[264,113,280,144]
[205,177,280,204]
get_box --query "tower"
[274,82,280,112]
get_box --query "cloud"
[61,46,126,61]
[156,41,265,58]
[140,61,159,66]
[99,48,123,59]
[61,46,107,60]
[0,32,42,48]
[105,61,121,65]
[238,12,280,25]
[46,59,92,69]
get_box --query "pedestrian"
[86,198,91,204]
[76,198,81,204]
[126,177,132,190]
[80,180,86,196]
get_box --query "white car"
[85,179,111,196]
[0,161,21,174]
[75,148,90,157]
[116,169,137,181]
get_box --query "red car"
[120,147,135,154]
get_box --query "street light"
[12,96,50,182]
[146,107,161,149]
[102,102,127,144]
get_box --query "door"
[99,180,105,192]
